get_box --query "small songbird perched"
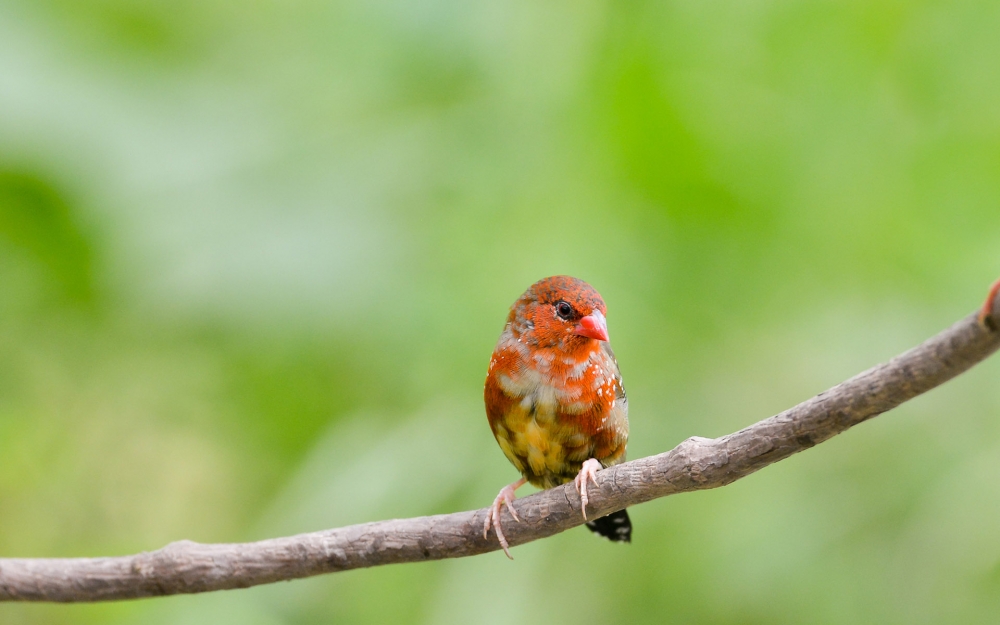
[483,275,630,558]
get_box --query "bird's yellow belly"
[494,395,591,489]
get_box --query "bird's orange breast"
[484,334,628,489]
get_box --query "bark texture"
[2,289,999,603]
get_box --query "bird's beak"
[574,310,609,342]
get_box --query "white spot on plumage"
[533,351,553,372]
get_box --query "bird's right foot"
[483,478,526,559]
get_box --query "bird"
[483,275,630,558]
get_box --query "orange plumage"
[483,276,630,557]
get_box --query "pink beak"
[575,310,609,342]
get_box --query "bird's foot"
[574,458,603,520]
[979,277,1000,330]
[483,478,526,559]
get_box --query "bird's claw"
[484,479,524,559]
[574,458,603,521]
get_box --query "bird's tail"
[585,509,631,542]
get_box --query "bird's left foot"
[574,458,603,520]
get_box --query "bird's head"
[508,276,610,350]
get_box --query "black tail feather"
[585,509,631,543]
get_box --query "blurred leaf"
[0,169,94,303]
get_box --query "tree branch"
[3,281,1000,603]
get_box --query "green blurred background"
[2,0,1000,623]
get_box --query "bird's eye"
[555,301,574,320]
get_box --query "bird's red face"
[507,276,610,351]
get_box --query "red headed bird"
[483,276,630,557]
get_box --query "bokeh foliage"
[1,0,999,623]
